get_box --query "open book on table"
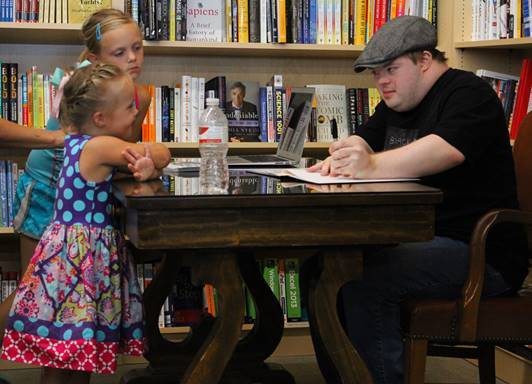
[247,168,418,185]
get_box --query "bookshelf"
[0,0,531,375]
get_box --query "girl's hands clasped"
[122,144,159,181]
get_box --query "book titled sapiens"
[186,0,225,42]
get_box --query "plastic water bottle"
[198,90,229,194]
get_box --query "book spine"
[237,0,249,42]
[180,75,192,142]
[0,161,8,227]
[161,85,170,142]
[259,87,268,142]
[285,258,302,322]
[278,259,287,323]
[346,87,357,135]
[1,63,10,121]
[155,86,162,142]
[160,0,170,40]
[232,0,238,41]
[263,258,280,301]
[249,0,261,42]
[274,87,284,142]
[6,160,13,226]
[277,0,287,42]
[168,86,175,141]
[174,87,181,141]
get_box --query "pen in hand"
[330,118,338,140]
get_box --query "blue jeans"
[341,236,512,384]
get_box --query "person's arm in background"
[128,85,150,143]
[0,118,65,148]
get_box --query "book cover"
[263,258,280,300]
[307,84,348,142]
[285,258,302,322]
[68,0,111,24]
[225,80,261,142]
[186,0,225,41]
[172,266,203,326]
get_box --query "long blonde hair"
[79,8,140,62]
[59,63,126,131]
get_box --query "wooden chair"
[400,111,532,384]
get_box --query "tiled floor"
[0,355,506,383]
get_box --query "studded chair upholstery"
[400,111,532,384]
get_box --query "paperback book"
[186,0,225,41]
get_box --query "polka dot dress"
[1,134,144,374]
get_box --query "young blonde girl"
[0,9,150,340]
[1,63,170,383]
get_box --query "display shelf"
[0,23,363,58]
[0,227,15,234]
[454,38,532,50]
[166,142,330,157]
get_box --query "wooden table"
[112,172,442,384]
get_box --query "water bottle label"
[199,123,226,144]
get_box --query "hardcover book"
[225,80,261,142]
[68,0,111,24]
[306,84,348,142]
[186,0,225,41]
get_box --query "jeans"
[341,236,512,384]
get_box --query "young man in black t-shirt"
[309,16,528,384]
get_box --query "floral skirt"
[1,223,144,374]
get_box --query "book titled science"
[186,0,225,42]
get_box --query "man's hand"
[328,136,375,178]
[122,144,157,181]
[308,136,375,178]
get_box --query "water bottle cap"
[206,97,219,106]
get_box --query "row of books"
[0,0,111,23]
[0,268,18,303]
[0,62,381,144]
[476,58,532,140]
[140,74,380,144]
[129,0,437,45]
[161,172,308,195]
[471,0,531,40]
[137,256,307,327]
[0,63,53,128]
[0,160,20,229]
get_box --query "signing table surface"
[112,171,442,384]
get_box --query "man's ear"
[92,111,106,128]
[419,51,433,71]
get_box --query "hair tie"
[96,23,102,41]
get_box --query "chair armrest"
[458,209,532,341]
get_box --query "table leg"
[121,250,245,384]
[221,253,294,384]
[302,249,374,384]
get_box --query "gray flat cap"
[353,16,437,73]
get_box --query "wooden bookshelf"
[454,38,532,50]
[0,227,15,235]
[0,23,363,58]
[167,142,330,156]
